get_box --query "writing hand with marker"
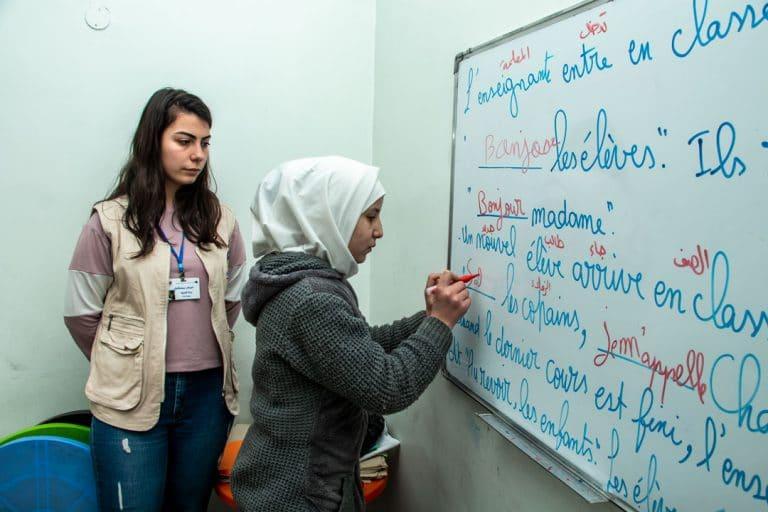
[424,271,473,328]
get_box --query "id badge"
[168,277,201,301]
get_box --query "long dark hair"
[103,88,224,258]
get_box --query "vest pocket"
[85,313,144,411]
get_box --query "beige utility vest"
[85,197,239,431]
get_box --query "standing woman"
[64,88,247,511]
[232,156,471,512]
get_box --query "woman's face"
[161,112,211,189]
[348,197,384,263]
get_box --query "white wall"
[0,0,375,435]
[369,1,622,510]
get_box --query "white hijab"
[251,156,385,278]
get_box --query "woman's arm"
[63,213,113,359]
[225,220,247,328]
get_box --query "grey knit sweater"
[231,252,453,512]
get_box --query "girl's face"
[348,197,384,263]
[161,112,211,189]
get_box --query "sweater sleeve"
[369,310,427,352]
[64,213,114,359]
[288,292,453,415]
[225,220,247,328]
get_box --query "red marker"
[426,273,480,294]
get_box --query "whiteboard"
[445,1,768,510]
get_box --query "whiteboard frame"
[442,0,637,509]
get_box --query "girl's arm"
[288,292,452,415]
[368,311,426,352]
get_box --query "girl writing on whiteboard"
[64,88,246,511]
[231,156,471,512]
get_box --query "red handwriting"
[500,46,532,70]
[594,321,707,404]
[589,240,607,259]
[464,259,483,287]
[477,190,526,231]
[484,134,557,170]
[544,234,565,249]
[579,11,608,40]
[531,277,551,296]
[673,244,710,276]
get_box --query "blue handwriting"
[693,251,768,339]
[562,44,613,83]
[476,51,554,118]
[545,358,588,395]
[672,0,768,58]
[595,381,628,420]
[550,108,657,173]
[571,259,646,300]
[522,288,582,334]
[527,236,566,279]
[710,353,768,435]
[688,122,747,179]
[531,199,606,235]
[632,387,685,454]
[628,39,654,65]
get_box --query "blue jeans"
[90,367,233,511]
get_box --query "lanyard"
[156,226,186,279]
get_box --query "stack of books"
[360,455,388,482]
[359,425,399,482]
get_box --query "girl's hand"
[424,273,441,316]
[426,270,471,328]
